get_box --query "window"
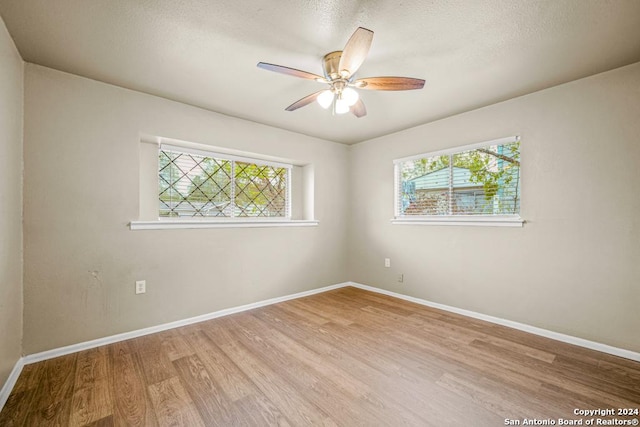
[159,145,291,219]
[394,136,522,226]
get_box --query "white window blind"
[159,145,291,219]
[395,137,521,218]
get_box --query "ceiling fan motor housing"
[322,51,343,80]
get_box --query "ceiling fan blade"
[257,62,325,81]
[354,77,425,91]
[338,27,374,78]
[350,98,367,118]
[285,90,325,111]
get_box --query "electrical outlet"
[135,280,146,294]
[384,258,391,268]
[397,274,404,283]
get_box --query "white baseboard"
[0,357,25,412]
[347,282,640,362]
[4,279,637,411]
[23,282,349,365]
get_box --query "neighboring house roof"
[408,167,482,190]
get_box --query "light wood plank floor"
[1,287,639,426]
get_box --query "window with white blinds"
[395,137,521,219]
[159,145,291,219]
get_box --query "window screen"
[159,146,290,218]
[396,138,520,217]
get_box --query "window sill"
[391,215,524,227]
[130,219,319,230]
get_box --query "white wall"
[0,16,23,386]
[17,55,640,357]
[349,62,640,353]
[23,64,349,354]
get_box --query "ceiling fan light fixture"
[317,90,334,109]
[342,87,359,106]
[335,98,350,114]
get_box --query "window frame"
[392,136,524,227]
[158,143,292,221]
[130,139,318,230]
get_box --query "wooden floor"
[1,287,639,426]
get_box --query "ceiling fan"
[257,27,425,118]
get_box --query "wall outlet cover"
[135,280,146,294]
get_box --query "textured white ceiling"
[1,0,640,144]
